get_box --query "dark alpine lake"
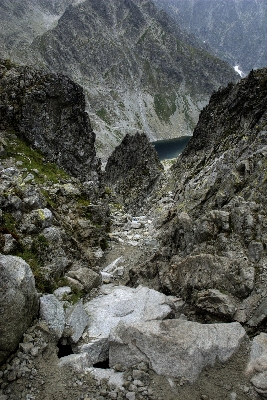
[152,136,191,161]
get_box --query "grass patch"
[154,93,177,123]
[4,135,69,184]
[96,108,111,125]
[1,213,18,239]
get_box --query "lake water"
[152,136,191,161]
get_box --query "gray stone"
[39,294,65,339]
[66,268,101,292]
[58,353,91,372]
[162,253,255,300]
[109,319,246,382]
[126,393,135,400]
[246,333,267,376]
[196,289,237,318]
[3,234,18,254]
[251,371,267,397]
[80,285,175,365]
[248,241,264,262]
[53,286,72,300]
[0,255,39,365]
[87,368,124,391]
[247,298,267,327]
[65,300,89,343]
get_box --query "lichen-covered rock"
[105,133,163,211]
[0,255,39,365]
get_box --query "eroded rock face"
[105,133,163,211]
[130,68,267,328]
[109,319,246,382]
[0,59,100,185]
[0,255,39,365]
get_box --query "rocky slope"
[1,62,267,400]
[0,0,79,62]
[153,0,267,75]
[130,68,267,335]
[0,59,110,364]
[1,0,238,158]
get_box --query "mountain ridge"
[0,0,238,158]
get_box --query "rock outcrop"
[0,255,39,364]
[105,133,163,211]
[0,59,100,186]
[130,68,267,329]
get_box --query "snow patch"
[234,65,245,78]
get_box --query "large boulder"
[109,319,247,382]
[0,255,39,365]
[77,284,176,364]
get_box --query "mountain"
[128,67,267,334]
[153,0,267,75]
[0,0,238,158]
[0,0,80,61]
[1,60,267,399]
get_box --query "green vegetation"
[4,134,69,184]
[143,59,156,86]
[56,277,85,304]
[1,213,18,239]
[154,93,177,123]
[137,28,150,45]
[15,245,54,293]
[96,108,111,125]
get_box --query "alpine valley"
[0,1,267,400]
[0,0,238,158]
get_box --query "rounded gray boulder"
[0,255,39,365]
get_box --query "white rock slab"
[65,300,89,343]
[109,319,246,382]
[53,286,72,300]
[39,294,65,339]
[79,285,174,364]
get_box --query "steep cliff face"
[153,0,267,75]
[4,0,237,158]
[105,132,163,211]
[130,68,267,330]
[0,59,100,186]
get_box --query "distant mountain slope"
[26,0,237,157]
[0,0,79,61]
[153,0,267,75]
